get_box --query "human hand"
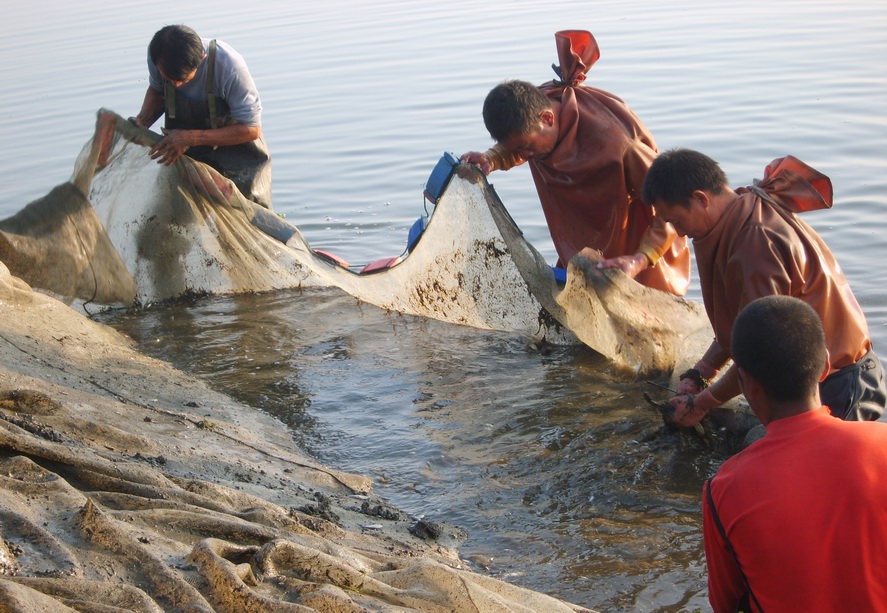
[666,388,721,427]
[667,394,707,427]
[460,151,492,175]
[596,252,649,279]
[149,128,191,165]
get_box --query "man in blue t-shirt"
[131,24,272,209]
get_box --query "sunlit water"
[3,1,887,610]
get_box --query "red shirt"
[704,407,887,612]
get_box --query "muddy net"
[0,110,322,308]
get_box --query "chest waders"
[164,40,273,209]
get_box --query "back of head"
[149,25,204,81]
[641,148,728,207]
[732,295,827,403]
[482,80,552,143]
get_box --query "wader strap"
[164,79,176,120]
[206,40,218,130]
[163,40,216,124]
[705,479,763,613]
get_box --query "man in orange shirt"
[642,148,884,423]
[703,295,887,612]
[461,30,689,296]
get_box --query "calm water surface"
[4,1,887,610]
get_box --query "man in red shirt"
[703,295,887,612]
[461,30,690,296]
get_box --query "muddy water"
[99,289,721,610]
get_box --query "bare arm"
[149,123,262,165]
[131,86,165,128]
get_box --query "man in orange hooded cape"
[643,148,885,424]
[461,30,690,295]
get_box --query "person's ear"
[690,190,711,209]
[819,350,831,382]
[539,109,556,127]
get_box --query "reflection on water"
[99,289,722,610]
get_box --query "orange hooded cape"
[698,156,870,373]
[489,30,690,295]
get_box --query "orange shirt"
[704,407,887,612]
[693,157,871,372]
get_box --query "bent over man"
[131,24,272,209]
[642,148,885,423]
[461,30,690,295]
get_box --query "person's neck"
[760,398,820,426]
[707,187,736,215]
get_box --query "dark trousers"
[820,348,886,421]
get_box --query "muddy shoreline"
[0,264,591,612]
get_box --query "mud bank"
[0,264,591,612]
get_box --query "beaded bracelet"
[679,368,710,390]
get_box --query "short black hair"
[732,296,827,402]
[149,25,205,81]
[482,80,553,143]
[642,148,729,208]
